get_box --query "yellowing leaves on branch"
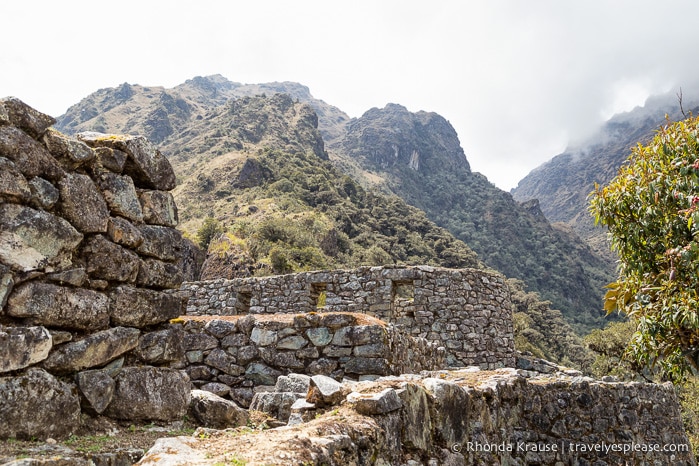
[590,114,699,380]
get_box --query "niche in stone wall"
[392,280,415,318]
[235,290,252,314]
[310,283,327,310]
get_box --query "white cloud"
[3,0,699,190]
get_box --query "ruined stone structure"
[179,312,445,408]
[182,265,515,368]
[0,99,695,466]
[0,98,193,440]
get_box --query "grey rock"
[94,146,127,173]
[307,374,345,406]
[184,333,219,351]
[28,176,59,209]
[138,436,211,465]
[0,264,13,310]
[0,325,52,373]
[58,172,110,233]
[42,327,140,374]
[0,204,82,272]
[135,327,185,364]
[249,391,303,422]
[205,348,243,376]
[245,363,282,386]
[275,374,311,393]
[136,257,184,289]
[78,133,176,190]
[189,389,248,429]
[107,216,144,248]
[136,225,182,261]
[345,357,390,376]
[423,378,469,446]
[353,343,386,357]
[7,282,109,331]
[0,368,80,440]
[110,285,185,327]
[104,367,191,421]
[307,358,338,376]
[48,329,73,345]
[398,383,432,451]
[250,327,278,346]
[76,368,115,414]
[186,350,204,364]
[0,126,64,181]
[82,234,140,283]
[277,335,308,350]
[200,382,231,397]
[331,325,385,346]
[204,319,237,339]
[350,388,402,415]
[97,172,144,222]
[306,327,333,346]
[45,267,88,287]
[42,128,94,169]
[1,97,55,139]
[0,157,31,203]
[139,190,178,227]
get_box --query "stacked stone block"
[0,98,190,440]
[182,265,515,368]
[179,312,444,408]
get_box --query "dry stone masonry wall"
[0,98,194,440]
[182,265,515,368]
[179,312,445,408]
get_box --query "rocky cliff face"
[512,91,699,260]
[330,103,614,333]
[0,98,201,440]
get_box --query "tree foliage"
[590,115,699,379]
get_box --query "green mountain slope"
[54,76,595,365]
[328,104,614,333]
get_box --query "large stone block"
[42,128,94,169]
[136,225,183,261]
[7,281,110,331]
[139,190,178,227]
[136,257,184,289]
[97,172,144,222]
[1,97,56,139]
[0,204,82,272]
[42,326,140,374]
[78,133,176,190]
[0,325,52,373]
[0,368,80,440]
[76,368,116,414]
[107,216,144,248]
[110,285,185,327]
[28,176,60,209]
[82,234,140,283]
[135,326,185,364]
[0,157,31,203]
[189,389,249,429]
[0,126,64,181]
[58,172,110,233]
[104,367,191,421]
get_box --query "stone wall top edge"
[182,264,504,287]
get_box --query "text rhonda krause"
[452,441,690,455]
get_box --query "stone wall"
[178,312,445,407]
[141,368,697,465]
[0,98,195,440]
[182,265,515,368]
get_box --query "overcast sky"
[3,1,699,190]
